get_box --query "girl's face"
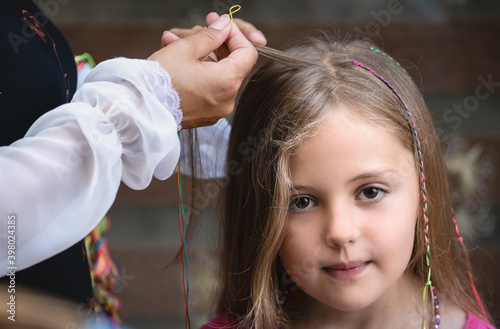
[280,109,420,315]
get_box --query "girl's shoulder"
[463,313,497,329]
[200,315,238,329]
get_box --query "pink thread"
[452,213,486,317]
[469,272,488,319]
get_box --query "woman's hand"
[162,13,267,50]
[148,13,260,129]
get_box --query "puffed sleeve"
[0,58,181,276]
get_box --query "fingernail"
[163,31,180,39]
[209,14,230,30]
[250,31,267,45]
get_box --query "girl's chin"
[298,288,377,314]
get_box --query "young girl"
[200,35,496,329]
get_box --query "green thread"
[74,52,96,68]
[370,46,408,74]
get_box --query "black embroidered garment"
[0,0,91,305]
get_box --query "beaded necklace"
[432,286,441,328]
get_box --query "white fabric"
[0,57,182,276]
[178,118,231,179]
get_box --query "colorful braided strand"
[370,47,408,75]
[452,211,488,319]
[177,132,191,329]
[353,60,433,328]
[180,6,242,327]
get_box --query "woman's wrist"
[143,60,183,131]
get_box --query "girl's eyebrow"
[290,169,400,192]
[347,168,399,184]
[289,185,318,192]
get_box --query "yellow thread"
[422,285,427,329]
[229,5,241,24]
[421,281,433,329]
[199,53,211,62]
[199,5,242,62]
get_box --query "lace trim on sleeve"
[143,60,183,130]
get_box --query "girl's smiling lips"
[322,261,371,280]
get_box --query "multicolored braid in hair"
[353,60,433,328]
[452,210,488,319]
[352,59,489,327]
[369,47,409,75]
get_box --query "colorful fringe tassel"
[84,216,122,327]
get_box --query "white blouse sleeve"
[0,58,181,276]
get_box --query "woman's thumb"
[189,14,231,59]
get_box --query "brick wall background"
[45,0,500,327]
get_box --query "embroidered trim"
[143,60,183,130]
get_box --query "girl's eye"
[289,196,316,212]
[357,187,387,202]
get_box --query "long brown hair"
[216,34,486,329]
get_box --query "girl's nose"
[324,202,360,248]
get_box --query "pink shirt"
[465,313,497,329]
[200,313,496,329]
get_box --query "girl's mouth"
[322,261,371,280]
